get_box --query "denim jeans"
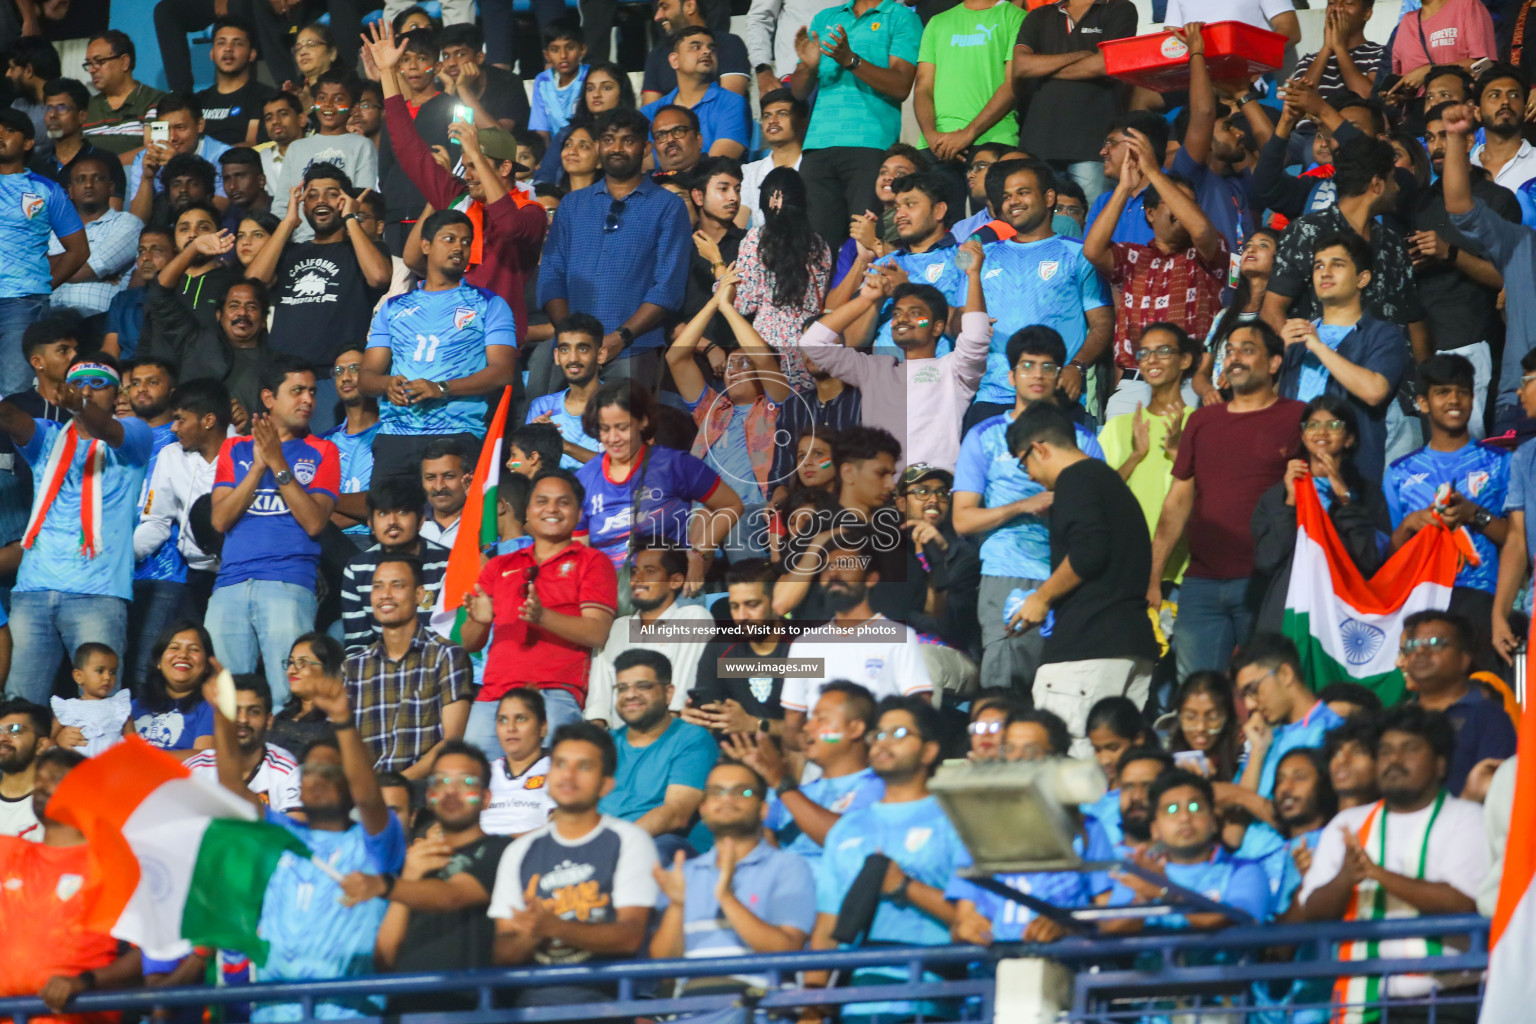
[1174,576,1257,681]
[204,579,318,710]
[464,687,584,763]
[8,591,128,704]
[0,295,49,397]
[127,579,188,687]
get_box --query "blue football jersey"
[135,422,188,583]
[869,244,965,354]
[526,389,602,470]
[945,815,1114,940]
[321,419,379,536]
[368,283,516,437]
[575,446,720,567]
[1384,441,1510,594]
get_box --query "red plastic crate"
[1099,21,1287,93]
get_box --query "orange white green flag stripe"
[47,737,317,964]
[435,384,513,641]
[1481,645,1536,1024]
[1281,476,1476,706]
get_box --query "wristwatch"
[616,325,635,346]
[758,716,771,734]
[888,875,911,907]
[847,54,863,72]
[273,469,293,487]
[1234,90,1259,107]
[1066,359,1087,377]
[435,380,451,399]
[341,213,359,225]
[1473,507,1494,532]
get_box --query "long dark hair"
[138,620,216,714]
[757,167,827,308]
[1300,394,1367,495]
[1167,671,1242,782]
[571,62,635,128]
[1212,227,1280,343]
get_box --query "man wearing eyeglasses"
[650,761,815,993]
[80,31,165,157]
[1398,611,1515,799]
[0,700,48,841]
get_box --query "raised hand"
[362,20,408,72]
[793,26,821,70]
[1130,403,1151,459]
[653,848,688,904]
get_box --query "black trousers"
[578,0,731,63]
[802,145,886,252]
[371,431,487,486]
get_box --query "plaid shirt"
[343,626,474,772]
[50,208,142,314]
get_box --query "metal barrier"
[0,915,1491,1024]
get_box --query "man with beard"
[187,674,301,811]
[524,314,603,469]
[0,747,145,1014]
[51,156,141,321]
[597,649,717,856]
[641,30,750,160]
[0,699,48,840]
[1102,746,1175,853]
[344,556,472,776]
[218,148,270,222]
[780,543,934,753]
[1267,747,1336,919]
[586,542,715,725]
[190,18,274,147]
[681,157,744,330]
[339,479,449,653]
[691,559,794,737]
[208,670,406,1021]
[323,347,382,537]
[539,108,691,389]
[645,0,751,104]
[651,106,706,180]
[1411,105,1519,438]
[1300,705,1487,1013]
[31,78,125,196]
[1149,323,1304,678]
[650,761,815,989]
[803,233,989,471]
[1469,66,1536,193]
[338,742,511,1011]
[967,159,1111,427]
[489,723,658,1005]
[125,357,189,686]
[805,696,963,1016]
[1326,715,1381,811]
[250,163,392,435]
[359,209,517,483]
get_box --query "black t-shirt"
[693,637,791,717]
[1016,0,1138,163]
[643,31,752,97]
[479,65,533,133]
[196,79,277,147]
[389,833,511,1012]
[269,239,389,368]
[29,140,127,198]
[1413,175,1520,352]
[1044,457,1157,664]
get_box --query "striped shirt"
[185,742,303,813]
[340,540,450,653]
[343,627,475,773]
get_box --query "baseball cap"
[475,127,528,173]
[901,463,953,490]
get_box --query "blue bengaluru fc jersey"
[253,809,406,1021]
[1385,441,1510,594]
[17,417,153,600]
[526,390,602,470]
[974,236,1108,404]
[135,421,187,583]
[368,283,517,437]
[945,816,1114,940]
[576,446,721,567]
[0,170,82,298]
[953,413,1103,579]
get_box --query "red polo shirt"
[477,540,617,704]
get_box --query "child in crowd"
[528,19,588,142]
[51,642,133,756]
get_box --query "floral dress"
[732,227,832,394]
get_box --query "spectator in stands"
[1109,770,1270,930]
[5,39,56,160]
[219,148,270,219]
[1175,668,1246,780]
[50,643,128,757]
[1467,65,1536,196]
[0,747,143,1012]
[1389,0,1497,97]
[1398,611,1516,797]
[1320,681,1384,721]
[1291,0,1383,104]
[1102,746,1174,853]
[188,18,273,147]
[1326,715,1381,809]
[1085,697,1152,792]
[526,316,604,469]
[806,696,962,1013]
[482,688,555,837]
[128,94,231,226]
[528,19,589,144]
[0,314,77,533]
[646,0,750,103]
[32,77,124,197]
[130,621,215,755]
[256,92,303,187]
[435,23,531,135]
[489,722,658,1005]
[540,109,691,388]
[188,674,302,812]
[269,74,379,236]
[767,375,859,512]
[689,560,790,736]
[145,262,272,426]
[145,198,241,352]
[1082,113,1169,245]
[340,479,448,653]
[641,30,750,160]
[1300,705,1486,1006]
[208,358,340,709]
[0,698,48,839]
[506,422,566,482]
[123,357,186,685]
[345,555,472,776]
[651,105,705,180]
[214,670,405,1020]
[740,92,805,227]
[463,469,617,749]
[587,542,715,725]
[49,156,137,323]
[2,356,151,704]
[651,758,815,980]
[789,0,920,248]
[103,227,174,361]
[139,153,218,234]
[411,439,470,549]
[323,347,381,536]
[897,463,980,659]
[81,30,165,156]
[532,61,634,185]
[1011,0,1136,206]
[954,326,1105,690]
[1268,747,1337,918]
[268,632,342,758]
[1006,403,1156,753]
[1150,322,1303,677]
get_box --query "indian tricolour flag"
[48,737,313,963]
[1481,645,1536,1023]
[1282,475,1476,706]
[434,384,514,641]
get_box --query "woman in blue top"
[130,620,216,759]
[534,63,636,186]
[574,382,741,597]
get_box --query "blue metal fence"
[0,915,1490,1024]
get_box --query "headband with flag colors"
[66,362,121,386]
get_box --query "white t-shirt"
[1471,139,1536,194]
[0,790,40,842]
[185,743,303,814]
[482,754,555,836]
[1161,0,1293,29]
[741,153,803,229]
[781,615,935,714]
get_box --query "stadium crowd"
[0,0,1530,1019]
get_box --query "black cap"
[0,107,35,141]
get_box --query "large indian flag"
[1482,632,1536,1023]
[434,384,514,641]
[1281,475,1476,706]
[48,737,313,964]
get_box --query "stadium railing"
[0,914,1490,1024]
